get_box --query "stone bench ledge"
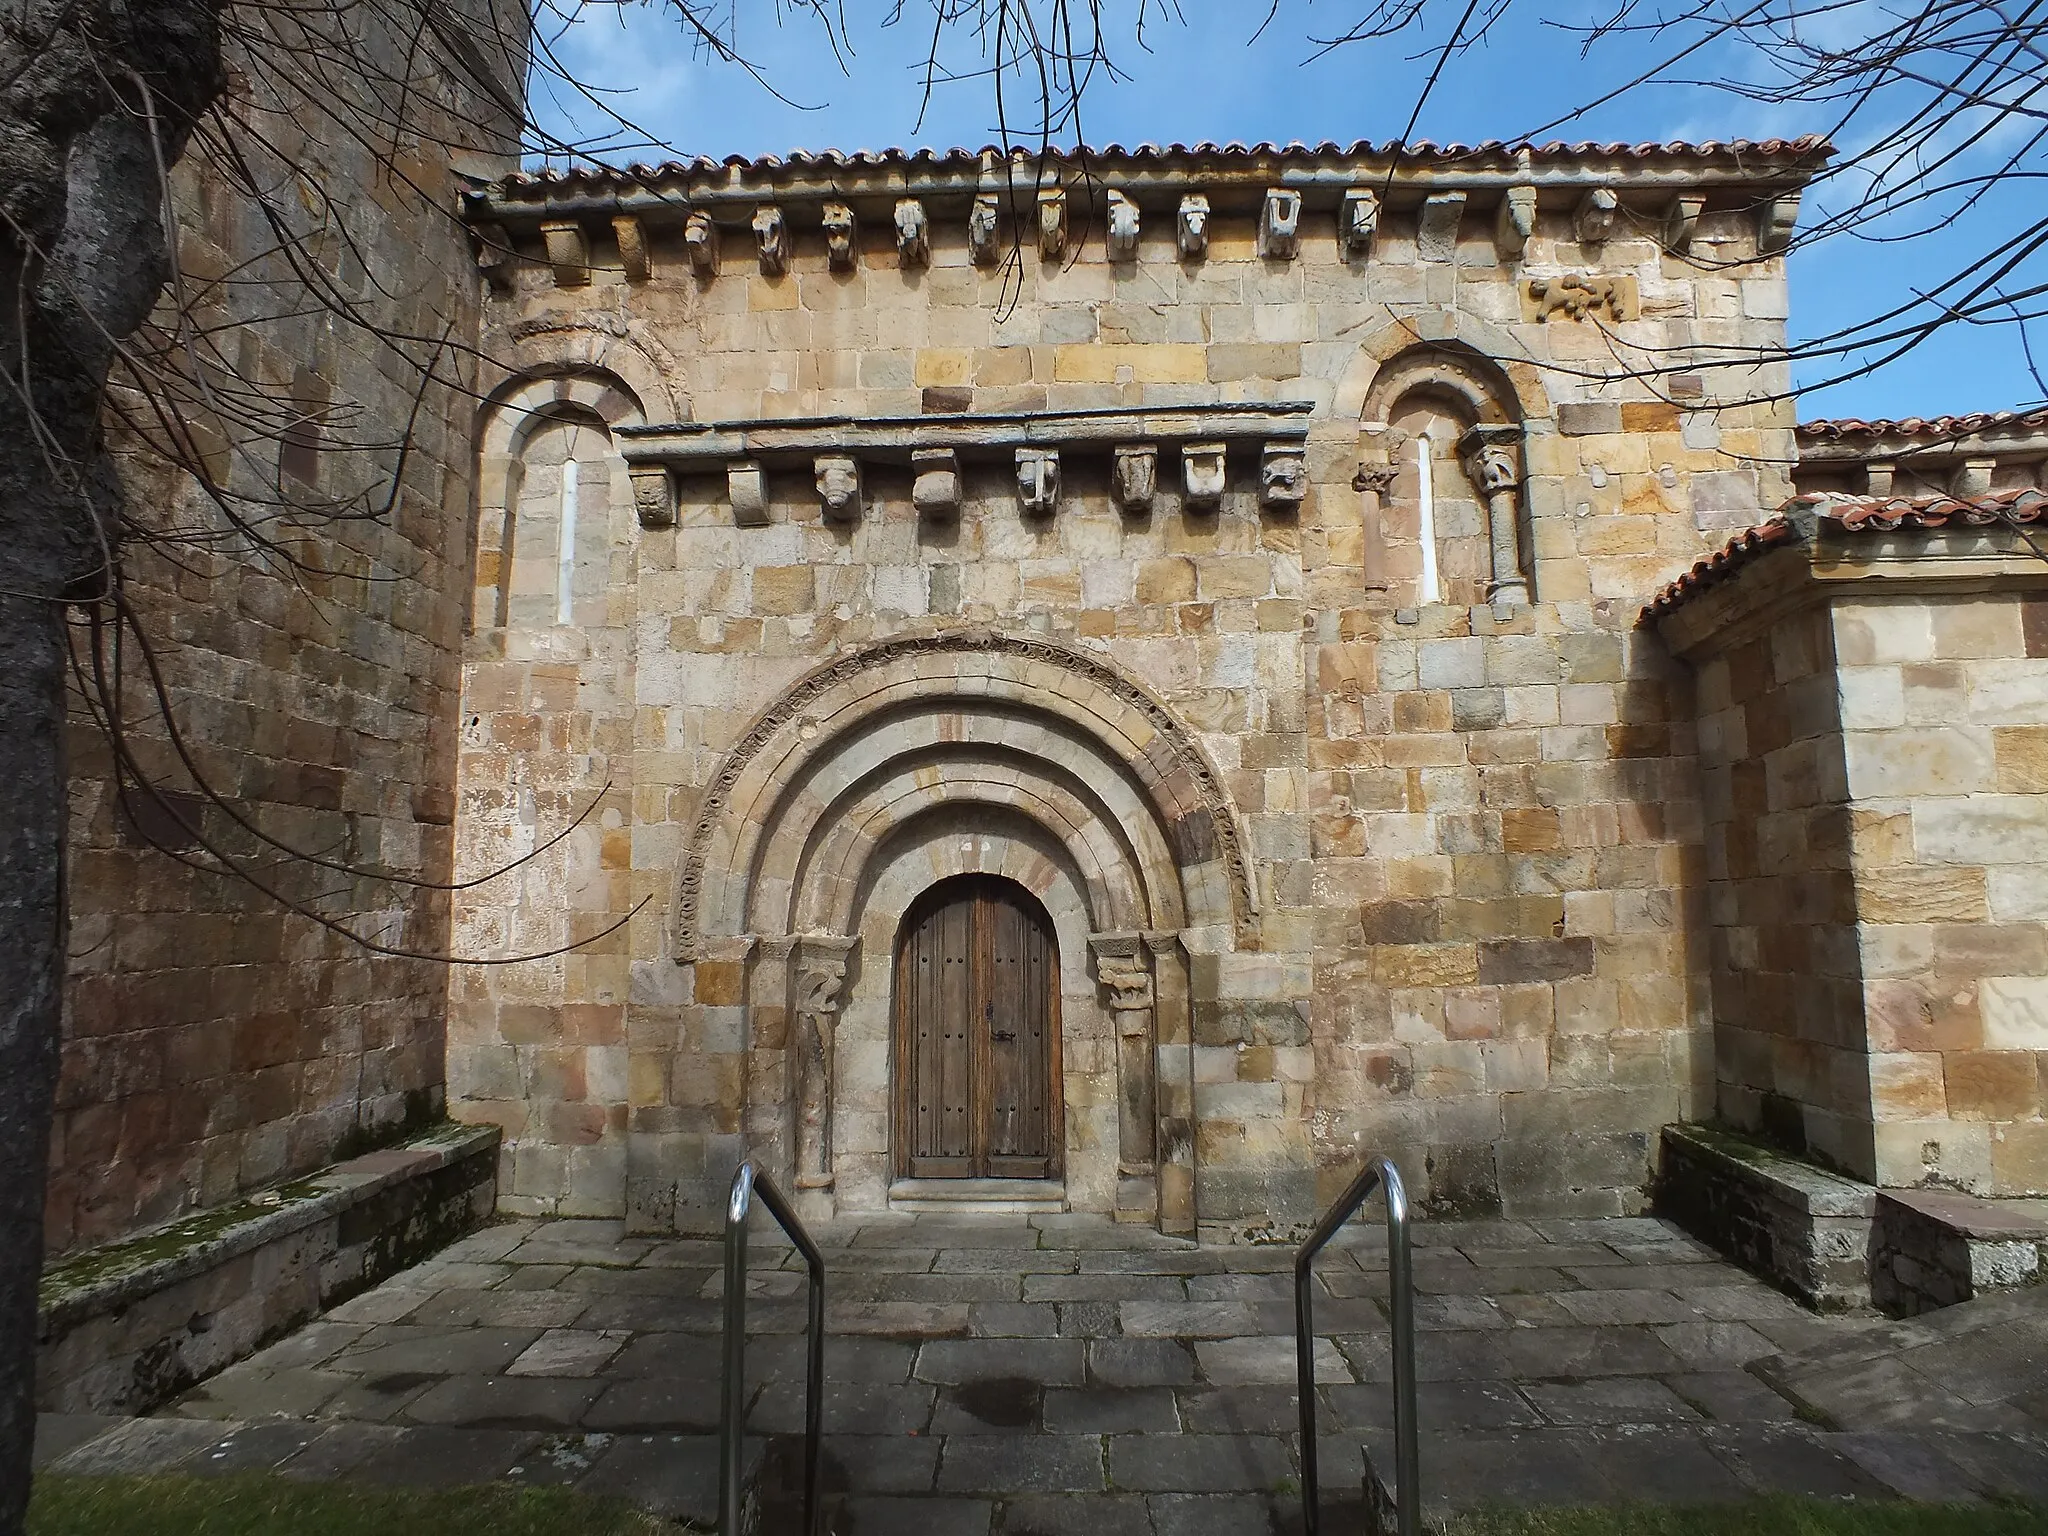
[40,1124,498,1336]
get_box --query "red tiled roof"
[1641,517,1801,621]
[1643,487,2048,621]
[492,137,1832,196]
[1825,484,2048,530]
[1797,408,2048,441]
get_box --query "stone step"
[889,1179,1069,1215]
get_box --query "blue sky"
[529,1,2046,423]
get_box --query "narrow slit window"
[556,453,579,625]
[1415,431,1441,605]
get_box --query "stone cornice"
[470,139,1831,227]
[616,403,1312,471]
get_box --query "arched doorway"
[893,875,1061,1181]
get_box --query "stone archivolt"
[674,629,1257,963]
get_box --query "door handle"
[991,1028,1016,1042]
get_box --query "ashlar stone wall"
[456,143,1819,1232]
[1656,511,2048,1194]
[54,0,524,1252]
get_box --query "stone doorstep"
[40,1125,502,1333]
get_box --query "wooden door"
[895,876,1059,1180]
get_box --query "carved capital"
[895,199,930,268]
[793,934,858,1018]
[1177,194,1209,260]
[1458,425,1521,494]
[1352,462,1398,497]
[1090,932,1155,1015]
[822,202,857,271]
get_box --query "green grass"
[29,1475,677,1536]
[1448,1496,2048,1535]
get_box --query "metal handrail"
[1295,1156,1419,1536]
[720,1161,825,1536]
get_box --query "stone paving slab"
[36,1212,2048,1532]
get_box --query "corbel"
[1757,192,1801,256]
[1574,187,1618,246]
[1417,191,1466,261]
[1106,190,1140,261]
[1016,448,1060,516]
[471,221,515,294]
[1662,194,1705,258]
[1258,188,1302,259]
[1259,442,1307,510]
[1038,186,1068,260]
[814,454,862,522]
[1495,186,1536,263]
[629,463,674,528]
[912,447,961,518]
[540,220,589,288]
[684,210,720,278]
[752,206,789,276]
[1112,444,1157,512]
[822,202,858,271]
[1177,194,1210,260]
[969,195,1001,266]
[1182,442,1226,509]
[1339,188,1380,261]
[729,459,769,526]
[612,215,651,282]
[895,199,930,269]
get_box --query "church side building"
[453,140,1827,1236]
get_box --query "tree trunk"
[0,3,224,1523]
[0,593,68,1534]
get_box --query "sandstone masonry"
[454,141,1822,1234]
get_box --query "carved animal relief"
[1523,273,1638,323]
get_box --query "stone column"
[1352,459,1397,593]
[1460,423,1531,607]
[1091,932,1157,1222]
[1146,931,1196,1238]
[790,935,858,1206]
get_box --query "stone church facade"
[451,140,1853,1237]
